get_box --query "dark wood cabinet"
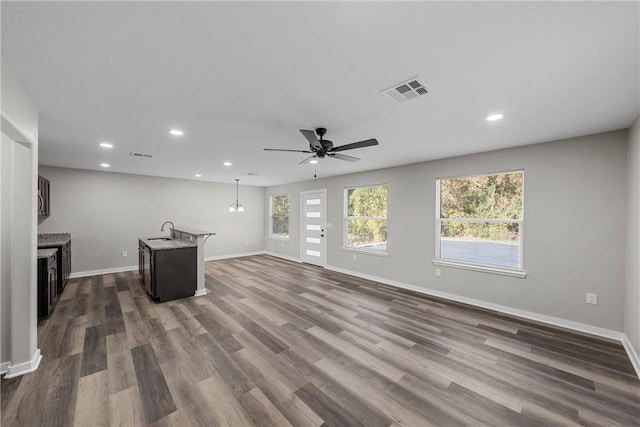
[138,240,196,303]
[37,175,50,221]
[60,240,71,289]
[38,234,71,291]
[37,250,58,319]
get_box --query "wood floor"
[2,255,639,426]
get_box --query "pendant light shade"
[229,178,244,212]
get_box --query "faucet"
[161,221,175,239]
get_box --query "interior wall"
[1,58,40,375]
[37,167,265,274]
[1,133,12,366]
[626,115,640,356]
[266,130,628,332]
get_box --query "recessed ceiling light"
[486,113,504,122]
[99,142,113,148]
[100,163,110,168]
[310,159,318,164]
[169,129,184,136]
[194,173,202,178]
[223,162,232,166]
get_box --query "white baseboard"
[264,252,302,263]
[70,265,138,279]
[205,251,265,262]
[621,334,640,380]
[3,349,42,378]
[0,361,10,375]
[69,251,268,278]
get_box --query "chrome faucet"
[161,221,175,239]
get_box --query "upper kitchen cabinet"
[37,175,50,222]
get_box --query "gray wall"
[266,130,628,332]
[626,115,640,355]
[38,167,265,274]
[1,58,40,373]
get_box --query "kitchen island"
[138,236,197,302]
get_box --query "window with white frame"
[436,171,523,272]
[344,184,387,253]
[269,194,289,239]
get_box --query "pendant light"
[229,178,244,212]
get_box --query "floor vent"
[382,77,429,103]
[129,152,153,158]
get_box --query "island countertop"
[38,233,71,247]
[173,227,216,236]
[139,237,196,251]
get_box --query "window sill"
[342,247,389,258]
[432,259,526,278]
[268,236,290,241]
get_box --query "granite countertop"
[37,248,58,259]
[173,227,216,237]
[38,233,71,247]
[139,236,197,251]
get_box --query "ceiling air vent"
[129,152,153,158]
[382,77,429,103]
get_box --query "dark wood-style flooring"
[2,255,639,426]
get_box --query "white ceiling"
[2,1,638,187]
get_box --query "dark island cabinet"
[138,239,196,303]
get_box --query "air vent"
[129,152,153,158]
[382,77,429,103]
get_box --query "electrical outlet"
[281,242,284,248]
[353,253,357,261]
[246,241,249,246]
[121,251,127,258]
[435,268,441,277]
[586,293,598,305]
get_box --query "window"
[269,194,289,239]
[344,184,387,254]
[436,171,523,274]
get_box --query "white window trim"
[343,184,388,255]
[268,194,290,240]
[434,170,525,277]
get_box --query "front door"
[300,189,327,266]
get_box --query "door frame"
[299,189,327,267]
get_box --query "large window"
[436,171,523,273]
[344,184,387,254]
[269,194,289,239]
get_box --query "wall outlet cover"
[586,293,598,304]
[121,251,127,257]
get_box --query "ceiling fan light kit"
[265,127,379,165]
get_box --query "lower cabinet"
[138,242,196,303]
[38,252,58,319]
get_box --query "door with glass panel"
[300,189,327,266]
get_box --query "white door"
[300,189,327,266]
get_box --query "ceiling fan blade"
[264,148,313,153]
[300,129,323,151]
[299,155,317,165]
[329,138,378,153]
[329,153,360,162]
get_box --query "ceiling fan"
[264,128,379,164]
